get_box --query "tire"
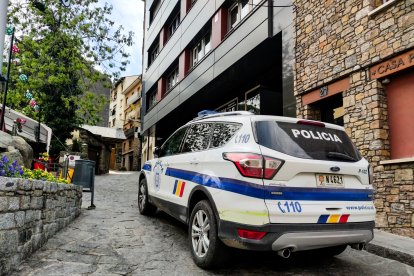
[313,245,348,257]
[138,178,157,215]
[189,200,228,269]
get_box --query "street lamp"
[0,26,15,131]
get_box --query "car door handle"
[190,160,199,165]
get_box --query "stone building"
[294,0,414,237]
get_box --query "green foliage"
[6,0,133,154]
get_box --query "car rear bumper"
[218,220,374,251]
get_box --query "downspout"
[268,0,273,37]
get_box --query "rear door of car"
[253,118,375,224]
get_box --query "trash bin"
[73,160,96,209]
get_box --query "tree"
[5,0,133,155]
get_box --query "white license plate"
[316,174,344,187]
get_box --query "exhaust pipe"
[350,243,365,250]
[277,248,291,258]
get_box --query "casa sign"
[370,49,414,79]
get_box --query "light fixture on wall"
[381,78,391,84]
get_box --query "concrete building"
[109,75,142,170]
[294,0,414,237]
[141,0,295,163]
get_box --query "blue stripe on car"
[165,167,373,201]
[143,164,152,171]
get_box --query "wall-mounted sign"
[370,49,414,79]
[320,86,328,97]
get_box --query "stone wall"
[294,0,414,237]
[0,177,82,275]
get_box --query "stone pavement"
[13,171,414,275]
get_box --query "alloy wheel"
[191,210,210,258]
[138,183,146,211]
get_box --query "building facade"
[294,0,414,237]
[109,75,142,171]
[141,0,295,161]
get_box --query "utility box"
[73,159,96,209]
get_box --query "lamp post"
[0,26,15,131]
[0,0,9,75]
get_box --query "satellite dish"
[59,0,70,7]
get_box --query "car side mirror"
[153,146,160,158]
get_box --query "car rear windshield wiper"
[327,152,357,162]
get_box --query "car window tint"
[255,121,362,162]
[159,127,188,157]
[210,123,242,148]
[181,123,212,153]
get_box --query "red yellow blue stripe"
[317,214,350,224]
[173,180,186,197]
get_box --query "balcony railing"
[127,92,141,106]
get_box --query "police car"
[138,111,375,268]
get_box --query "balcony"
[127,92,141,106]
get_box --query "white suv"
[138,111,375,268]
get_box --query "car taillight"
[223,153,284,179]
[237,229,267,240]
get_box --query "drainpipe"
[268,0,273,37]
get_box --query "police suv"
[138,111,375,268]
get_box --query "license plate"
[316,174,344,188]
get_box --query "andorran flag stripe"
[318,214,350,224]
[173,180,186,197]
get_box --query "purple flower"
[1,155,9,163]
[0,169,5,176]
[8,165,15,174]
[12,160,18,167]
[0,162,3,168]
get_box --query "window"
[372,0,392,8]
[159,127,188,157]
[191,32,211,67]
[255,121,361,162]
[149,0,161,25]
[166,67,179,91]
[210,123,242,148]
[148,42,159,67]
[167,12,180,40]
[147,89,158,110]
[228,0,250,30]
[181,123,212,153]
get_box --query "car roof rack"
[190,110,253,122]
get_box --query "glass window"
[255,121,362,162]
[159,127,188,157]
[168,13,180,40]
[147,89,158,110]
[191,31,212,67]
[228,0,251,31]
[149,0,161,24]
[211,123,242,148]
[181,123,212,153]
[148,41,159,67]
[167,67,179,91]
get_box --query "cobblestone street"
[13,172,414,275]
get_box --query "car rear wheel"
[138,179,157,215]
[189,200,228,269]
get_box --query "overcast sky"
[106,0,145,77]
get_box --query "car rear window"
[255,121,362,162]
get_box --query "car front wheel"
[189,200,228,269]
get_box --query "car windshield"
[254,120,362,162]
